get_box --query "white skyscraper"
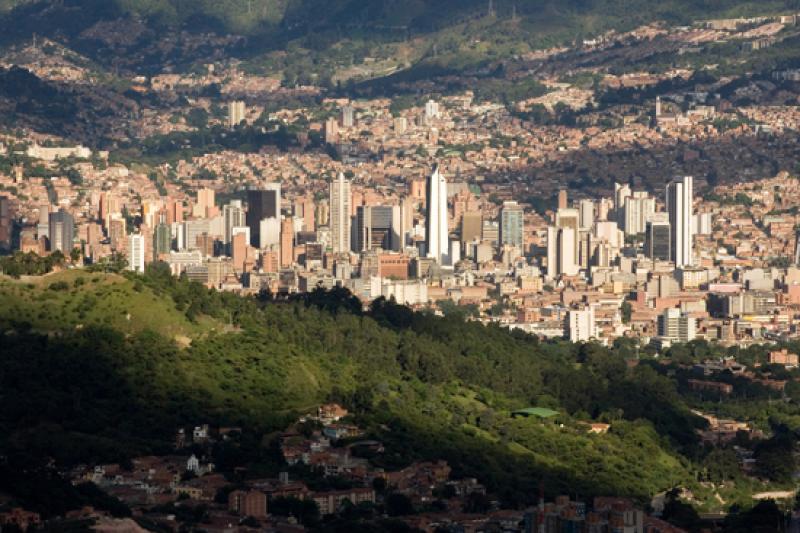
[623,192,655,236]
[425,165,449,263]
[667,176,694,267]
[128,234,146,273]
[329,172,351,253]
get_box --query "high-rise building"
[424,100,440,120]
[623,192,655,236]
[667,176,694,267]
[247,184,281,248]
[228,100,246,129]
[356,206,394,251]
[0,195,12,251]
[195,188,216,218]
[500,201,524,247]
[557,189,568,210]
[461,211,482,244]
[546,226,579,278]
[425,165,449,263]
[614,183,631,224]
[579,199,595,230]
[329,172,351,253]
[341,105,354,128]
[48,209,74,253]
[280,217,294,268]
[658,307,696,343]
[153,222,172,259]
[645,213,671,261]
[567,306,597,342]
[223,200,246,246]
[128,234,146,273]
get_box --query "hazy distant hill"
[0,0,796,73]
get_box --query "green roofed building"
[511,407,559,419]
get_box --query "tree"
[385,493,414,517]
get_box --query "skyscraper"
[329,172,351,253]
[623,192,655,236]
[667,176,693,267]
[223,200,246,246]
[246,184,281,248]
[645,213,671,261]
[48,209,74,253]
[280,217,294,268]
[356,206,394,251]
[425,165,449,263]
[500,201,524,247]
[153,222,172,259]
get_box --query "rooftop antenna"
[512,3,518,22]
[488,0,495,17]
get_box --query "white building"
[127,234,146,273]
[425,165,449,264]
[567,306,597,342]
[657,307,696,344]
[329,172,352,253]
[228,100,246,128]
[667,176,694,267]
[623,192,655,236]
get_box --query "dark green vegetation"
[1,265,799,524]
[0,0,797,77]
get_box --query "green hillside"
[0,0,797,77]
[1,263,782,518]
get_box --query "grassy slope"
[0,270,222,340]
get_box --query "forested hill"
[0,0,795,73]
[0,265,711,511]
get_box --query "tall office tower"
[356,205,394,251]
[394,198,413,251]
[195,188,216,218]
[246,184,281,247]
[546,226,579,278]
[425,165,449,263]
[341,105,354,128]
[153,222,172,258]
[579,199,595,230]
[228,100,246,129]
[645,213,671,261]
[259,217,281,249]
[223,200,246,246]
[557,189,568,210]
[48,209,74,253]
[500,201,524,247]
[329,172,351,253]
[623,192,655,236]
[597,198,612,221]
[567,306,597,342]
[128,234,146,273]
[658,308,696,343]
[667,176,694,267]
[280,217,294,268]
[231,232,248,273]
[461,211,483,244]
[614,183,631,223]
